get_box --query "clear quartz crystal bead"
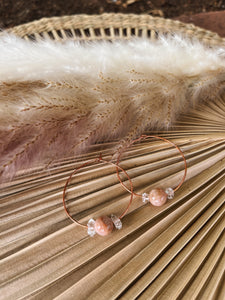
[111,214,122,230]
[87,218,96,237]
[165,187,174,200]
[142,192,149,203]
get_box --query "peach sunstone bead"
[87,215,122,237]
[94,216,114,236]
[142,187,174,206]
[148,188,168,206]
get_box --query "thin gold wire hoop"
[115,135,187,197]
[63,154,134,228]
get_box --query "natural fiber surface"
[1,14,225,300]
[6,13,225,45]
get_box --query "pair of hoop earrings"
[62,135,187,237]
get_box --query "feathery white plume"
[0,33,224,181]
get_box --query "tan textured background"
[0,9,225,300]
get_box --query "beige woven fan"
[0,14,225,300]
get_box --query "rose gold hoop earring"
[63,154,134,237]
[115,135,187,207]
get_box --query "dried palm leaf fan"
[0,14,225,299]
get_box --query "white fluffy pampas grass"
[0,33,224,181]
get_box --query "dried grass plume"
[0,33,224,181]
